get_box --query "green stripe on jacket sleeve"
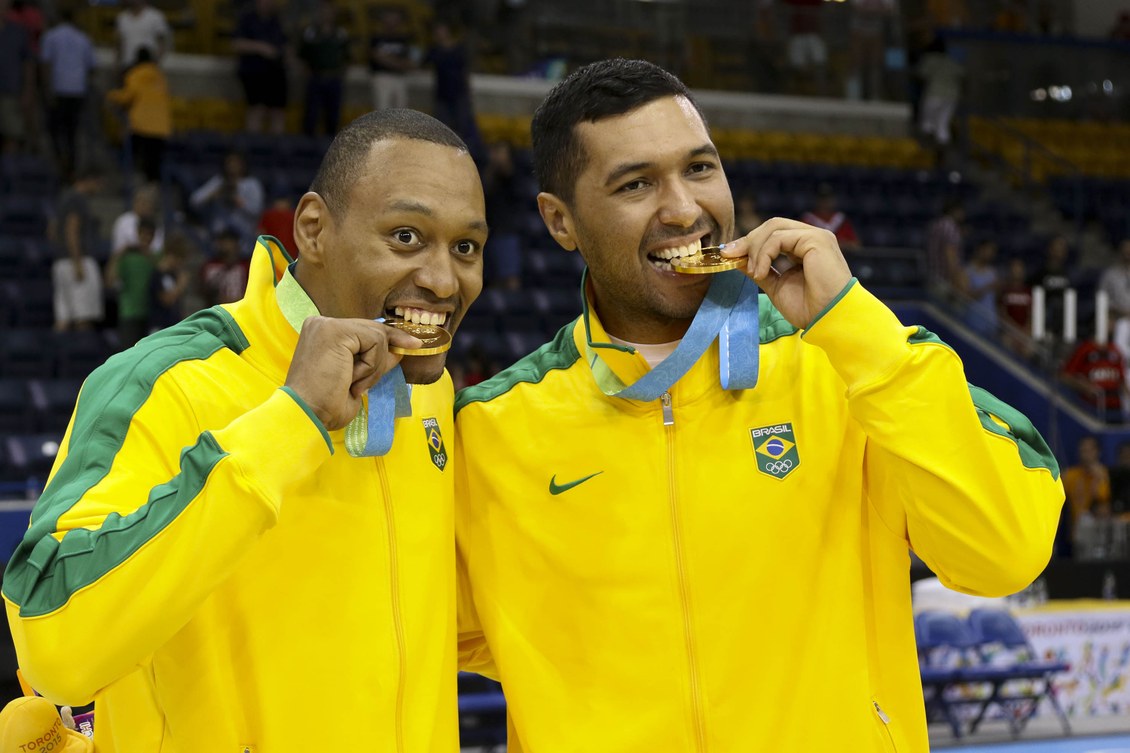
[2,310,248,614]
[968,384,1060,479]
[908,325,1060,479]
[8,434,228,617]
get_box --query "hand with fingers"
[720,217,853,330]
[284,317,422,430]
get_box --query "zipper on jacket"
[377,458,406,753]
[873,700,890,724]
[873,700,897,752]
[661,391,674,426]
[663,394,706,750]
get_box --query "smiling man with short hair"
[5,108,486,751]
[454,59,1064,752]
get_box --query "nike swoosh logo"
[549,472,604,495]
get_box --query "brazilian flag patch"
[422,417,448,471]
[749,422,799,480]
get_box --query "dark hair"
[137,217,157,235]
[309,109,468,217]
[531,58,703,204]
[135,47,153,66]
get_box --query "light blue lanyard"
[345,364,412,457]
[585,269,760,400]
[275,259,412,457]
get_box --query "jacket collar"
[570,275,724,408]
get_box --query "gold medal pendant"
[671,247,749,275]
[384,321,453,356]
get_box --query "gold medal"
[671,247,749,275]
[384,321,453,356]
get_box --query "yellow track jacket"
[454,280,1065,753]
[4,239,460,752]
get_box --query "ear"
[536,192,578,252]
[294,192,332,264]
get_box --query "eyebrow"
[387,199,489,233]
[602,144,721,188]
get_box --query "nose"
[413,246,460,300]
[656,178,700,229]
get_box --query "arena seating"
[915,610,1071,740]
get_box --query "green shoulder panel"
[907,325,1059,478]
[455,322,582,414]
[758,294,800,344]
[3,308,250,615]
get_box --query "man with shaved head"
[5,109,487,751]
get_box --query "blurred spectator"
[962,239,999,337]
[8,0,43,151]
[189,151,265,246]
[50,165,105,332]
[150,232,194,328]
[1030,234,1077,336]
[497,0,532,76]
[1108,442,1130,518]
[40,6,94,180]
[1062,435,1112,560]
[299,0,349,137]
[233,0,289,135]
[783,0,828,96]
[1101,239,1130,387]
[998,256,1033,355]
[106,47,172,183]
[926,198,966,295]
[1062,335,1126,420]
[749,0,784,94]
[6,0,42,51]
[848,0,895,101]
[460,346,493,389]
[0,10,32,154]
[105,217,157,348]
[482,141,523,290]
[736,192,764,236]
[1111,12,1130,41]
[916,35,963,160]
[258,195,296,256]
[801,183,861,250]
[200,228,251,306]
[1034,0,1063,36]
[111,182,164,255]
[925,0,971,29]
[115,0,170,70]
[426,19,482,161]
[369,8,417,110]
[992,0,1031,33]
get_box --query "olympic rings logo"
[764,459,793,475]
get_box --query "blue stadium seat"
[28,378,83,434]
[457,672,506,746]
[53,330,112,379]
[10,279,54,328]
[1,328,54,378]
[915,610,981,738]
[4,433,63,486]
[0,380,34,435]
[964,608,1071,737]
[0,153,57,196]
[0,196,50,238]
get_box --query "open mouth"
[646,235,710,272]
[385,306,452,329]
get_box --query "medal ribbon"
[344,364,413,458]
[584,268,760,401]
[274,258,411,458]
